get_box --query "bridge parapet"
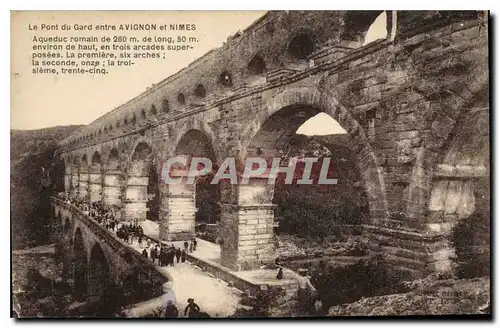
[51,197,169,304]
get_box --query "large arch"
[103,148,123,219]
[159,128,220,241]
[73,228,87,301]
[89,151,103,203]
[64,157,72,194]
[79,154,89,198]
[242,86,388,219]
[221,86,387,271]
[423,102,489,274]
[71,156,80,197]
[405,72,489,222]
[125,142,155,222]
[87,243,110,299]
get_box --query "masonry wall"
[58,11,489,277]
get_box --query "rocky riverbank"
[12,244,69,317]
[328,276,490,316]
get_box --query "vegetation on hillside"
[273,134,369,237]
[11,126,81,249]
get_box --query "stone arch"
[87,243,110,299]
[89,151,102,203]
[159,127,220,240]
[247,54,266,75]
[405,72,489,221]
[103,148,122,215]
[125,141,156,222]
[169,119,217,160]
[71,156,80,197]
[178,93,186,105]
[63,156,72,194]
[287,32,315,60]
[54,211,63,236]
[161,98,170,113]
[194,84,207,98]
[427,108,489,233]
[79,154,90,198]
[174,129,217,160]
[73,228,87,300]
[63,217,72,235]
[220,86,386,270]
[241,86,388,219]
[339,10,386,47]
[150,104,157,116]
[283,28,316,70]
[218,71,233,87]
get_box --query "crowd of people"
[59,194,199,264]
[58,193,208,318]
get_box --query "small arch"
[64,217,71,234]
[73,228,87,300]
[131,114,137,125]
[219,71,233,87]
[150,104,157,116]
[140,108,146,119]
[81,154,88,167]
[124,117,128,126]
[162,98,170,113]
[55,212,63,234]
[288,33,315,60]
[131,142,153,161]
[87,243,110,299]
[363,11,389,46]
[91,151,101,166]
[178,93,186,105]
[194,84,206,98]
[107,148,120,171]
[340,11,385,47]
[247,54,266,75]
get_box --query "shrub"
[310,257,409,311]
[452,211,490,279]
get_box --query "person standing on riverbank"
[297,269,318,317]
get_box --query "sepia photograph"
[10,9,491,319]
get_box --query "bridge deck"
[127,239,242,317]
[138,220,301,296]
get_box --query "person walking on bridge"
[175,248,181,263]
[150,246,158,265]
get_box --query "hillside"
[273,133,369,238]
[11,125,82,249]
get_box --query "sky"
[11,11,387,135]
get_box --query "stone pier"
[159,167,197,241]
[78,168,89,198]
